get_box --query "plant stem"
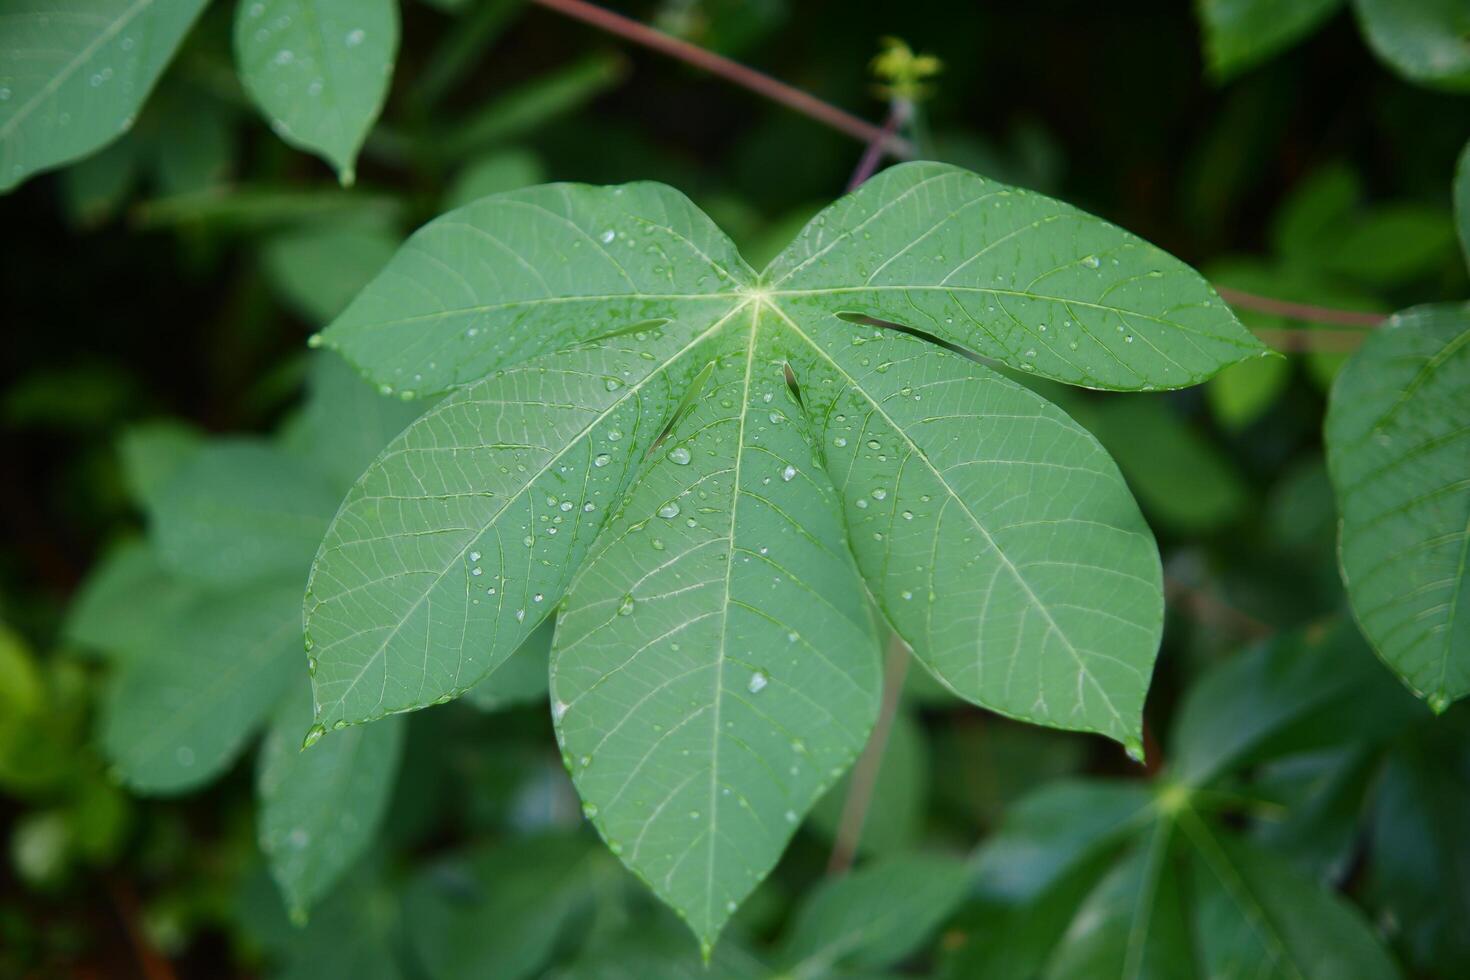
[827,634,910,875]
[1213,286,1385,328]
[848,100,911,191]
[529,0,914,158]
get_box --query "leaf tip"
[1427,691,1451,716]
[1123,735,1146,766]
[301,722,326,752]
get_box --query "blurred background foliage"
[2,0,1468,976]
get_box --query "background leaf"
[257,681,405,920]
[0,0,209,192]
[1326,303,1470,708]
[234,0,399,183]
[1352,0,1470,92]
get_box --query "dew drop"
[780,464,797,482]
[617,594,636,616]
[667,446,692,465]
[747,670,768,693]
[658,501,681,519]
[594,453,611,467]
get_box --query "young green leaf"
[1195,0,1345,81]
[234,0,398,185]
[1325,304,1470,710]
[65,541,196,662]
[257,682,404,921]
[1352,0,1470,92]
[776,852,971,976]
[101,582,302,793]
[0,0,209,193]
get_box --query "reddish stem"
[530,0,914,158]
[1215,286,1385,329]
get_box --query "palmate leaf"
[306,162,1263,947]
[1325,304,1470,710]
[234,0,398,185]
[0,0,209,193]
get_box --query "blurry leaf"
[234,0,398,184]
[275,860,405,980]
[1196,0,1344,80]
[1312,204,1456,288]
[101,582,301,793]
[263,225,400,325]
[65,541,197,663]
[404,834,607,980]
[1249,746,1379,882]
[1169,619,1422,786]
[409,0,523,112]
[150,90,234,195]
[1272,163,1361,261]
[439,54,627,158]
[1456,138,1470,272]
[1352,0,1470,92]
[778,852,971,976]
[1182,816,1400,978]
[972,780,1152,903]
[118,421,203,509]
[2,363,140,430]
[442,148,545,211]
[463,616,552,712]
[133,185,403,231]
[1326,303,1470,708]
[60,133,143,226]
[1207,353,1290,429]
[150,440,339,588]
[282,353,423,493]
[0,0,209,193]
[550,916,768,979]
[932,720,1087,830]
[654,0,788,57]
[1367,717,1470,975]
[1077,395,1251,532]
[1043,821,1193,980]
[257,682,404,920]
[810,708,928,858]
[0,625,44,777]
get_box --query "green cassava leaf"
[1195,0,1345,80]
[1325,304,1470,709]
[101,581,302,793]
[1352,0,1470,92]
[257,681,404,920]
[150,439,340,588]
[550,315,884,947]
[764,163,1268,391]
[1208,353,1291,429]
[234,0,398,184]
[306,164,1260,948]
[404,834,609,980]
[777,852,971,976]
[0,0,209,193]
